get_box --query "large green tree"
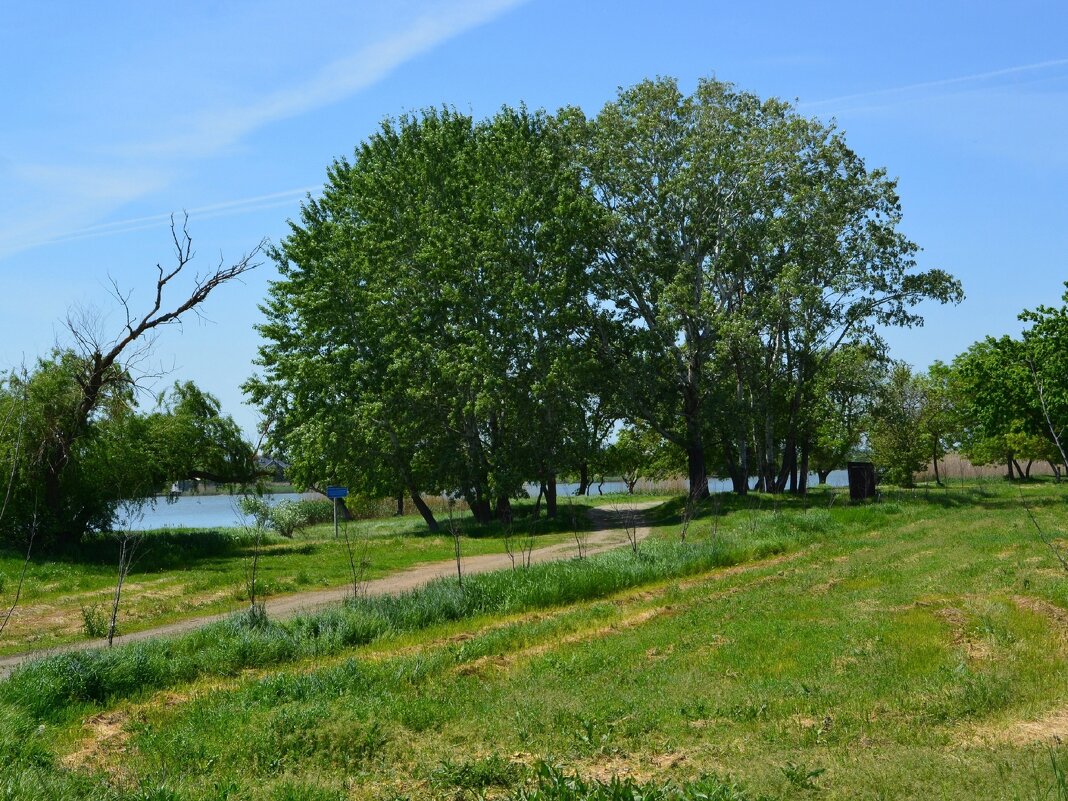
[248,106,601,526]
[567,77,961,499]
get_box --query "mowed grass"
[2,482,1068,799]
[0,499,592,656]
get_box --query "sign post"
[326,486,349,538]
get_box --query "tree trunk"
[395,491,405,517]
[545,474,557,519]
[686,442,709,501]
[470,499,493,525]
[797,443,810,495]
[533,483,545,518]
[408,491,439,532]
[775,438,796,494]
[1007,456,1016,481]
[1012,458,1026,479]
[495,496,512,522]
[729,470,748,495]
[932,455,941,486]
[683,381,710,500]
[817,469,831,485]
[726,445,749,496]
[1025,459,1034,478]
[576,462,590,496]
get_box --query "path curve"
[0,502,659,678]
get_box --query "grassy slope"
[3,483,1068,799]
[0,500,593,656]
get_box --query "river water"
[131,470,849,531]
[124,492,315,531]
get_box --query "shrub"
[238,496,323,538]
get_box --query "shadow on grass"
[647,479,1068,527]
[0,528,322,572]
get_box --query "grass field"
[1,481,1067,799]
[0,497,617,657]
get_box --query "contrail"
[802,57,1068,109]
[17,186,318,249]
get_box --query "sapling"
[1021,491,1068,574]
[234,493,268,623]
[1028,356,1068,476]
[503,520,516,569]
[0,506,36,640]
[709,491,722,553]
[520,518,537,569]
[107,502,144,646]
[611,500,641,555]
[679,493,697,543]
[341,515,371,598]
[567,496,589,558]
[447,501,463,586]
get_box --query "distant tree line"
[870,284,1068,486]
[246,76,962,529]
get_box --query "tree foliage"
[869,363,932,487]
[247,106,601,526]
[247,77,961,516]
[0,365,253,547]
[567,77,961,498]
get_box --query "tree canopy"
[247,77,962,513]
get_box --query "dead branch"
[68,214,263,422]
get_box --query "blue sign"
[326,486,349,499]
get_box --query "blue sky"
[2,0,1066,436]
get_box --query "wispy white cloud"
[138,0,527,159]
[0,0,528,260]
[10,186,319,251]
[800,57,1068,110]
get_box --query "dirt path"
[0,501,659,679]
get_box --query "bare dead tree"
[40,216,262,544]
